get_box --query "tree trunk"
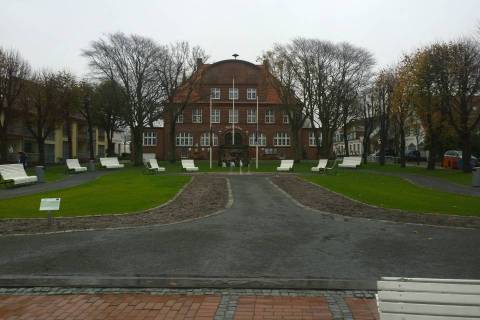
[291,129,301,162]
[427,134,437,170]
[343,125,349,157]
[106,131,115,156]
[66,121,73,159]
[362,136,370,164]
[399,127,406,168]
[168,117,177,163]
[0,127,8,163]
[132,127,143,166]
[87,123,95,160]
[37,139,46,166]
[462,133,472,173]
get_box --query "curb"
[0,275,377,291]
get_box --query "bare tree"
[83,32,165,165]
[77,81,96,160]
[156,42,208,162]
[446,39,480,172]
[57,71,77,159]
[0,48,30,163]
[263,47,308,162]
[359,89,376,164]
[372,69,395,165]
[92,80,126,156]
[21,71,63,165]
[392,58,415,167]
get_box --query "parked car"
[442,150,478,169]
[405,150,427,162]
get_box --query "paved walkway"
[0,288,378,320]
[1,175,479,283]
[0,171,107,200]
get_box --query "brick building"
[142,59,320,163]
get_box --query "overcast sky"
[1,0,478,77]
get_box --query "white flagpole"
[209,97,212,169]
[232,76,235,145]
[256,95,259,169]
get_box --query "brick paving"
[234,296,332,320]
[0,294,221,320]
[344,298,380,320]
[0,288,379,320]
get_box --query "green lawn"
[304,171,480,217]
[0,168,190,219]
[362,162,472,186]
[26,165,68,182]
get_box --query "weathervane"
[232,53,239,60]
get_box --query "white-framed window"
[249,132,266,146]
[247,109,256,124]
[265,109,275,124]
[176,132,193,146]
[176,113,184,123]
[247,88,257,100]
[229,109,239,123]
[192,108,202,123]
[143,132,157,146]
[200,132,218,147]
[282,112,289,124]
[309,131,321,147]
[211,88,220,100]
[211,109,220,123]
[273,132,290,146]
[229,88,239,100]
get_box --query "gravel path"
[0,176,229,235]
[271,176,480,229]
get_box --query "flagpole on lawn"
[232,76,235,146]
[256,95,259,169]
[209,97,212,169]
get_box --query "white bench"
[338,156,362,168]
[277,160,294,172]
[181,159,199,172]
[311,159,328,172]
[66,159,87,173]
[377,277,480,319]
[99,157,125,169]
[0,164,38,186]
[146,158,165,173]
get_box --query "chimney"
[196,58,203,67]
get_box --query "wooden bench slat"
[379,302,480,317]
[382,278,480,284]
[380,313,480,320]
[379,291,480,306]
[378,281,480,294]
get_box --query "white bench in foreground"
[377,277,480,319]
[338,156,362,168]
[0,164,38,186]
[99,157,125,169]
[146,159,166,173]
[66,159,87,173]
[277,160,294,172]
[181,159,199,172]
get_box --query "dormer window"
[211,88,220,100]
[247,88,257,100]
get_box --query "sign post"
[39,198,61,226]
